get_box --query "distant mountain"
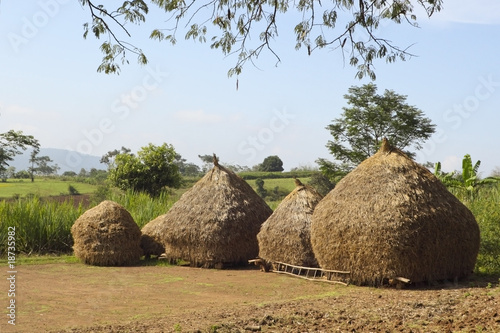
[9,148,105,174]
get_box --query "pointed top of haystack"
[311,139,480,286]
[379,137,392,153]
[294,176,304,187]
[257,182,322,267]
[213,153,219,167]
[154,162,272,267]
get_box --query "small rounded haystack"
[311,139,480,286]
[157,154,273,267]
[71,200,142,266]
[140,214,166,258]
[257,180,323,267]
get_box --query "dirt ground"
[1,262,499,333]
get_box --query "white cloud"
[441,155,461,173]
[174,110,223,124]
[432,0,500,25]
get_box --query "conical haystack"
[156,155,273,267]
[311,139,480,286]
[71,200,142,266]
[257,179,323,267]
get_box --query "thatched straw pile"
[71,200,142,266]
[153,157,272,267]
[140,214,166,258]
[257,180,322,267]
[311,139,480,286]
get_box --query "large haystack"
[71,200,142,266]
[257,180,323,267]
[311,139,480,286]
[156,156,273,267]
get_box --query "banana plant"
[433,161,459,187]
[435,154,500,200]
[461,154,500,192]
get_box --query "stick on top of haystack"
[213,153,219,167]
[294,176,304,187]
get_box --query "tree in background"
[319,83,435,175]
[307,172,336,197]
[107,143,182,197]
[198,154,249,173]
[79,1,442,79]
[28,150,60,181]
[258,155,284,172]
[100,146,133,167]
[255,178,267,198]
[198,154,215,173]
[175,154,201,177]
[0,130,40,181]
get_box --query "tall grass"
[0,190,178,257]
[460,185,500,275]
[0,196,83,255]
[108,190,178,228]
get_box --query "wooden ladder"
[249,259,351,285]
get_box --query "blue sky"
[0,1,499,175]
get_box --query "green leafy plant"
[435,154,500,201]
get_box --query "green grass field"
[0,176,306,200]
[0,178,98,199]
[246,177,311,193]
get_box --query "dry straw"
[140,214,166,258]
[71,200,142,266]
[257,179,323,267]
[145,155,273,267]
[311,139,480,286]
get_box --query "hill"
[9,148,105,174]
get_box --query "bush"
[68,185,80,195]
[255,178,267,198]
[307,172,335,196]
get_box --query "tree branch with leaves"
[80,0,442,78]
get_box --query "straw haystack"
[311,139,480,286]
[71,200,142,266]
[140,214,166,258]
[257,180,322,267]
[155,155,273,267]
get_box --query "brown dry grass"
[257,182,322,267]
[144,164,272,267]
[71,200,142,266]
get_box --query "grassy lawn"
[246,177,311,193]
[0,178,98,199]
[0,176,304,200]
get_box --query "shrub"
[68,184,80,195]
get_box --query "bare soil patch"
[1,262,499,333]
